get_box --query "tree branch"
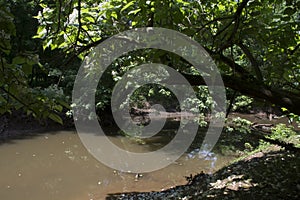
[290,43,300,55]
[204,45,251,77]
[56,0,62,34]
[75,0,82,49]
[219,53,250,76]
[197,15,234,32]
[177,73,300,115]
[0,86,38,116]
[237,42,263,81]
[217,0,250,51]
[63,37,107,66]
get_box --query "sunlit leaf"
[111,11,118,19]
[49,113,63,124]
[128,8,141,15]
[121,1,135,12]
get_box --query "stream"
[0,127,237,200]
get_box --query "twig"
[56,0,62,34]
[75,0,82,51]
[217,0,250,51]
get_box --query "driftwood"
[251,123,274,132]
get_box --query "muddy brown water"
[0,126,239,200]
[2,112,290,200]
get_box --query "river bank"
[106,145,300,199]
[0,111,299,199]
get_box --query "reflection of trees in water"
[186,144,218,173]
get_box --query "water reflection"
[186,145,217,173]
[0,130,234,200]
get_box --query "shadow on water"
[1,112,287,199]
[106,150,300,199]
[0,127,75,146]
[0,118,239,200]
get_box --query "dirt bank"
[106,146,300,200]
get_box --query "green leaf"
[57,99,71,109]
[22,63,33,76]
[0,95,7,104]
[39,3,47,9]
[128,8,141,15]
[49,113,63,124]
[36,25,46,36]
[131,21,137,26]
[43,39,52,50]
[218,4,225,11]
[54,104,63,112]
[111,11,118,19]
[12,56,26,64]
[84,16,95,23]
[50,43,58,50]
[176,0,190,6]
[121,1,135,12]
[15,103,23,110]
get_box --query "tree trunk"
[172,74,300,115]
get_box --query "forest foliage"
[0,0,299,124]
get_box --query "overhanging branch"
[178,73,300,115]
[237,42,263,81]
